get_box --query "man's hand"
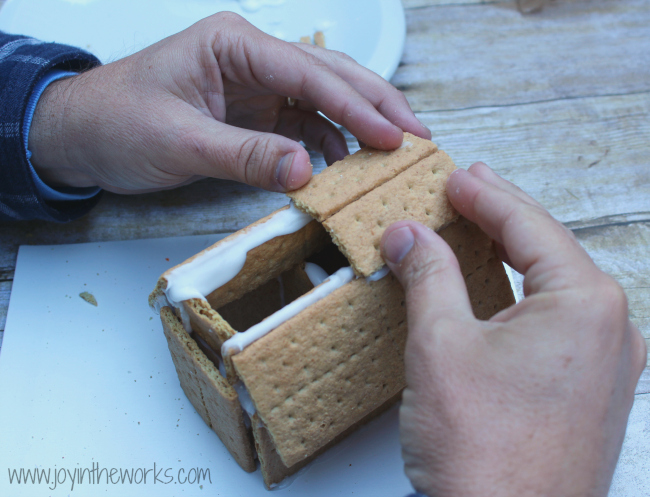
[381,162,646,497]
[29,12,428,194]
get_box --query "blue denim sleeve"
[0,31,102,221]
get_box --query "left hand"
[29,12,429,194]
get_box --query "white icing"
[218,358,227,379]
[151,292,170,314]
[164,203,312,304]
[399,140,413,149]
[234,381,257,417]
[503,263,523,303]
[366,265,390,282]
[304,262,329,287]
[222,267,355,356]
[177,304,192,333]
[268,463,311,490]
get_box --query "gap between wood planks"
[566,212,650,232]
[407,90,650,117]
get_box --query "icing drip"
[304,262,329,286]
[151,292,170,314]
[234,381,256,417]
[163,203,312,304]
[222,267,355,356]
[366,265,390,282]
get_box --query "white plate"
[0,0,405,80]
[0,235,415,496]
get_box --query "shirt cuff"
[23,69,101,202]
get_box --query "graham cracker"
[253,390,402,489]
[148,206,329,313]
[232,274,408,468]
[203,218,327,310]
[439,217,516,319]
[324,150,458,276]
[184,298,235,348]
[160,306,255,472]
[151,139,516,485]
[174,299,239,384]
[288,133,437,222]
[313,31,326,48]
[216,264,314,333]
[231,216,513,468]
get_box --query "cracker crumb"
[79,291,98,306]
[314,31,326,48]
[299,31,326,48]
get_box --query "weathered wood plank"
[610,392,650,493]
[637,370,650,395]
[394,0,650,112]
[0,90,648,327]
[403,0,551,10]
[416,92,650,225]
[403,0,497,7]
[572,222,650,367]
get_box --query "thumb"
[380,221,474,327]
[177,119,313,192]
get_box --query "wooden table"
[1,0,648,408]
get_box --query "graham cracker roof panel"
[288,132,437,222]
[324,150,459,276]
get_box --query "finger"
[172,115,312,192]
[208,14,406,149]
[446,168,596,294]
[494,241,514,269]
[274,108,349,165]
[294,43,431,141]
[467,162,544,209]
[381,221,474,326]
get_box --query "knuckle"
[236,135,274,186]
[402,247,458,292]
[210,11,247,27]
[306,55,330,74]
[329,49,355,64]
[200,12,251,47]
[595,275,628,315]
[236,136,260,183]
[177,130,213,164]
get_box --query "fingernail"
[275,152,295,190]
[383,226,415,264]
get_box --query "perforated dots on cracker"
[289,133,437,222]
[324,150,458,276]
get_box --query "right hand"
[381,162,646,497]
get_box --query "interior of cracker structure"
[150,133,516,489]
